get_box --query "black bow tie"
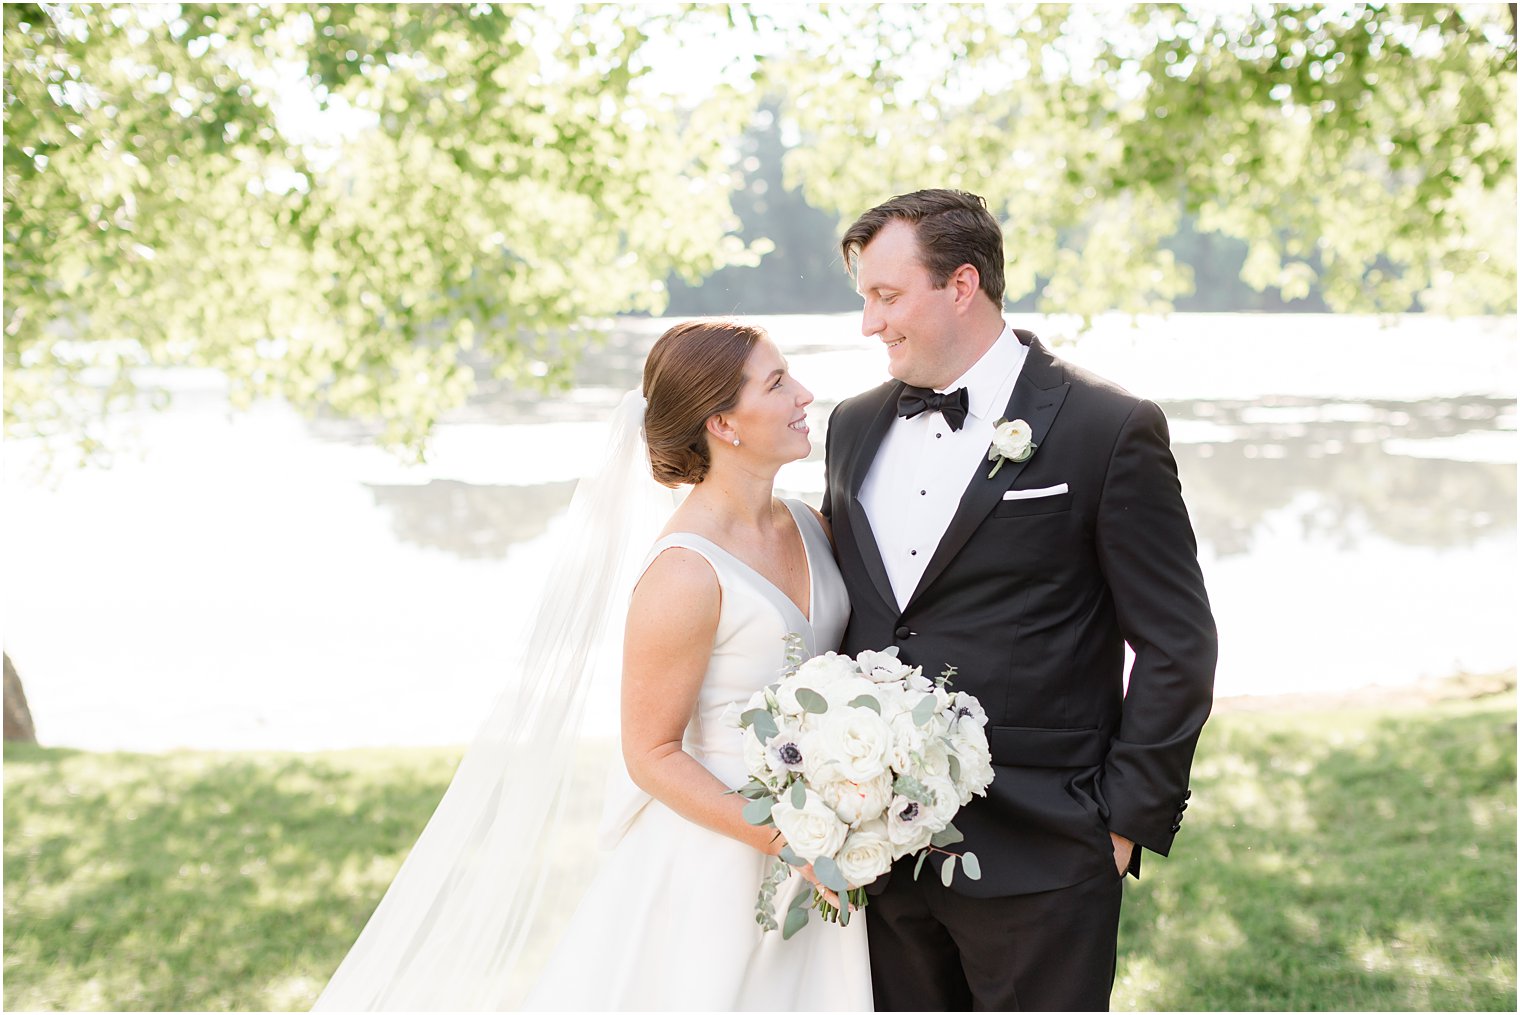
[897,385,969,431]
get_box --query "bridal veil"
[314,390,679,1010]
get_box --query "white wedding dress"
[524,498,873,1012]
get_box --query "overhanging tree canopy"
[5,3,1515,461]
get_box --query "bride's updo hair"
[642,319,764,487]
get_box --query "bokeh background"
[4,3,1516,1011]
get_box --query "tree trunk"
[4,652,37,744]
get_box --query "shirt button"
[920,490,926,496]
[935,433,943,439]
[910,549,917,556]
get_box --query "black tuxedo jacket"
[821,331,1217,897]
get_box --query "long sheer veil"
[314,390,678,1010]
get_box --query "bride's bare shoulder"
[631,543,720,611]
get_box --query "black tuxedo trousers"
[821,333,1217,1009]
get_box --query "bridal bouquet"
[730,638,994,938]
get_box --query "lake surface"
[4,312,1515,751]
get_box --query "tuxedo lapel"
[844,382,904,615]
[907,336,1070,610]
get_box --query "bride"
[314,320,873,1011]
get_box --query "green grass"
[4,686,1515,1011]
[1115,685,1517,1011]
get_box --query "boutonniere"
[987,418,1036,478]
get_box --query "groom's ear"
[949,263,981,308]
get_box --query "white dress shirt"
[859,321,1029,611]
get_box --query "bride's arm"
[620,546,782,856]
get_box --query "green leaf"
[912,694,938,727]
[961,851,982,880]
[744,709,778,744]
[892,773,934,806]
[742,795,776,826]
[784,899,808,942]
[847,694,881,714]
[913,850,928,880]
[789,780,806,809]
[796,687,828,714]
[812,855,849,894]
[940,854,958,887]
[782,886,812,940]
[778,844,805,867]
[947,753,961,783]
[930,822,964,848]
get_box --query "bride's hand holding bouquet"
[730,639,996,938]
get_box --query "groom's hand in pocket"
[1110,832,1135,877]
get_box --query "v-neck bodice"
[630,498,849,788]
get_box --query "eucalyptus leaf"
[812,855,849,894]
[847,694,881,714]
[796,687,829,714]
[911,694,938,727]
[778,844,805,868]
[947,753,961,783]
[930,822,964,848]
[913,850,928,881]
[781,902,809,940]
[742,795,776,826]
[940,854,958,888]
[747,710,778,744]
[961,851,982,880]
[892,773,934,806]
[789,780,806,809]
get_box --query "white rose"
[834,819,894,886]
[948,732,997,802]
[793,652,859,687]
[885,794,934,857]
[990,418,1034,461]
[887,713,926,775]
[771,787,849,863]
[920,737,952,778]
[873,682,914,723]
[948,719,991,763]
[810,706,892,783]
[921,774,961,833]
[822,675,884,712]
[854,647,914,684]
[814,764,893,825]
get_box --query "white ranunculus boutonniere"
[987,417,1036,478]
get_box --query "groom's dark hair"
[841,189,1006,308]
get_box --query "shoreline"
[7,670,1513,758]
[1212,668,1516,714]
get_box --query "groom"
[821,190,1217,1011]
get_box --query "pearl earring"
[732,438,741,447]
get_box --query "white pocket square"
[1002,483,1069,501]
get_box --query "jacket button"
[1179,800,1189,812]
[1170,822,1182,832]
[894,626,911,639]
[1184,789,1192,800]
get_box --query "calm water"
[4,313,1515,751]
